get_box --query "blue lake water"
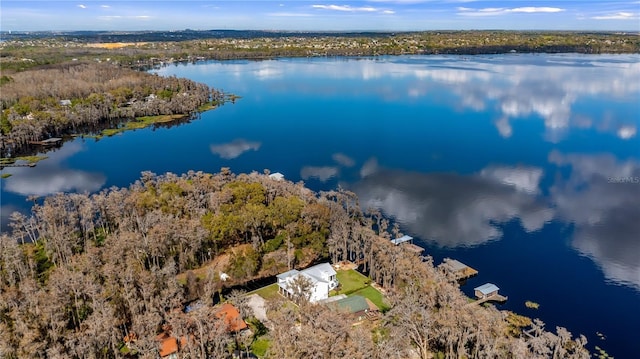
[1,54,639,357]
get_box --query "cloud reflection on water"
[549,151,640,290]
[206,55,639,142]
[352,165,552,248]
[3,142,106,197]
[300,166,339,182]
[210,139,261,159]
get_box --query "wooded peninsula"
[1,170,591,358]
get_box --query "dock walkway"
[466,294,508,307]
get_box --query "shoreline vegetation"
[0,61,226,158]
[0,169,593,358]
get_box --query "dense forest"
[0,62,222,155]
[0,170,591,358]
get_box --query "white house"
[276,263,338,303]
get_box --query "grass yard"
[251,337,270,358]
[351,286,390,312]
[333,269,371,296]
[249,283,280,300]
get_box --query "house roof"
[474,283,499,295]
[156,333,187,358]
[215,303,248,332]
[302,263,336,282]
[276,269,299,280]
[391,235,413,245]
[331,295,370,314]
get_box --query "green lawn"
[333,269,371,296]
[251,337,270,358]
[248,283,280,300]
[351,286,390,312]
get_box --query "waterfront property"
[475,283,500,299]
[471,283,508,305]
[439,258,479,280]
[277,263,338,303]
[390,235,424,254]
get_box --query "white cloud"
[457,6,564,16]
[100,5,110,8]
[312,4,377,12]
[592,12,639,20]
[210,139,261,159]
[311,4,395,14]
[77,4,87,9]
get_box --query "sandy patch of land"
[85,42,148,49]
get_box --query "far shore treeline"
[0,169,592,358]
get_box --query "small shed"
[474,283,500,299]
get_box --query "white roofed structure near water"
[391,235,413,245]
[475,283,499,295]
[269,172,284,181]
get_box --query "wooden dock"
[28,137,62,146]
[466,294,508,307]
[0,163,36,169]
[403,243,425,253]
[440,258,478,280]
[391,235,425,254]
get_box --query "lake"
[1,54,639,357]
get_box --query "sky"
[1,1,639,32]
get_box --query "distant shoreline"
[2,30,637,73]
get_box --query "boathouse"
[390,235,424,253]
[440,258,478,280]
[474,283,500,299]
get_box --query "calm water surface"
[1,54,639,357]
